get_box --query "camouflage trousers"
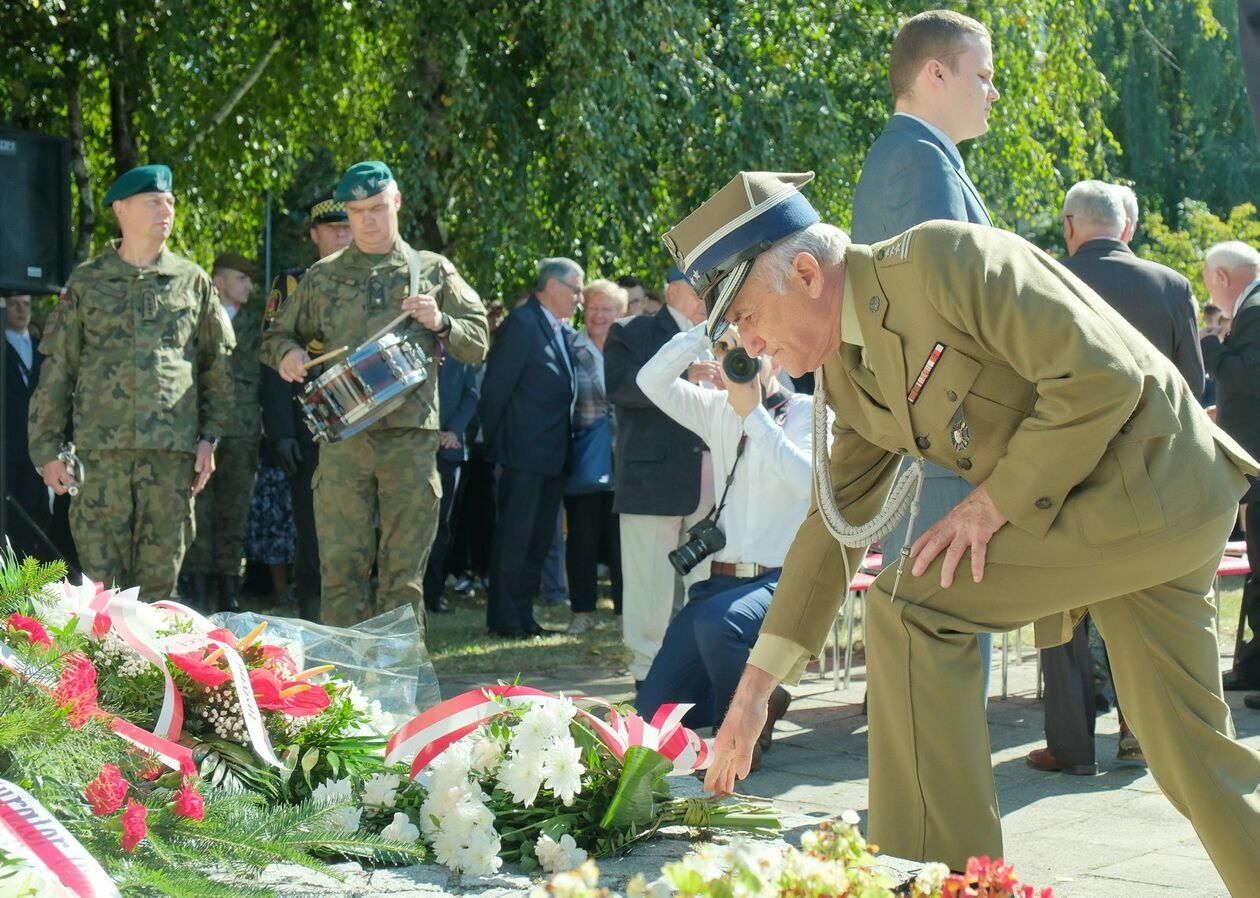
[69,449,195,601]
[313,428,440,628]
[182,435,259,576]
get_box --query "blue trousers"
[636,570,778,731]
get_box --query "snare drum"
[299,333,430,442]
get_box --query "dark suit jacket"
[1059,238,1204,398]
[603,307,704,515]
[1241,0,1260,143]
[1203,281,1260,465]
[478,296,574,476]
[851,114,992,244]
[436,357,479,463]
[5,332,42,473]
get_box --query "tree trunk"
[107,16,140,175]
[64,61,95,263]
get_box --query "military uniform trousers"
[183,435,259,577]
[290,440,321,621]
[313,428,440,628]
[70,449,195,601]
[864,506,1260,896]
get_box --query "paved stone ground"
[253,646,1258,897]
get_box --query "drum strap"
[408,248,422,299]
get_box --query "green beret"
[104,164,173,205]
[212,252,256,279]
[334,161,394,202]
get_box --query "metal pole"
[264,191,273,294]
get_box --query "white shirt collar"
[666,304,692,333]
[894,112,965,171]
[5,328,30,342]
[538,301,563,331]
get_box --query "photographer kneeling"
[635,323,815,770]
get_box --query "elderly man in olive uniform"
[673,172,1260,895]
[181,252,263,611]
[259,194,353,622]
[30,164,234,601]
[263,161,488,627]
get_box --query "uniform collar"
[105,239,184,275]
[340,236,412,269]
[893,112,965,171]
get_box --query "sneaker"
[566,613,596,635]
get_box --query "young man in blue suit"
[851,9,1000,702]
[478,258,582,637]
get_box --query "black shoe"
[1244,692,1260,710]
[488,626,529,639]
[759,686,792,752]
[1222,667,1260,691]
[426,596,453,614]
[523,621,559,636]
[217,574,241,613]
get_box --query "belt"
[710,561,777,579]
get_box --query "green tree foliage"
[0,0,1247,305]
[1136,201,1260,310]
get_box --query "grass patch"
[426,586,630,677]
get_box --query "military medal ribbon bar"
[908,342,946,404]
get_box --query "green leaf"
[599,745,673,829]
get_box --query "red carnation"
[120,800,148,852]
[85,763,129,816]
[249,668,331,717]
[172,781,205,822]
[54,653,104,728]
[169,649,231,687]
[6,613,51,648]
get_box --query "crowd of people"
[3,6,1260,892]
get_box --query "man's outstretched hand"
[704,666,778,795]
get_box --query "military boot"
[218,573,241,613]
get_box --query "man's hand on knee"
[909,482,1008,588]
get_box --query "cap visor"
[704,259,754,341]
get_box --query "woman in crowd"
[563,280,626,634]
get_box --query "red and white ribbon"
[155,601,283,769]
[109,717,195,775]
[386,685,709,780]
[0,778,119,897]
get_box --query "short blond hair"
[890,10,990,99]
[582,278,628,315]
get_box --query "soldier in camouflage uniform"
[30,164,235,601]
[181,252,262,611]
[262,161,488,627]
[259,194,353,621]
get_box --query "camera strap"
[709,433,747,524]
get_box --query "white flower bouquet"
[385,685,780,877]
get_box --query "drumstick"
[304,345,350,369]
[363,311,413,347]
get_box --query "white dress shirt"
[636,325,814,567]
[5,329,33,385]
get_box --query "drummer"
[262,161,489,627]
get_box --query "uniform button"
[1121,422,1133,434]
[1035,497,1052,509]
[915,436,931,450]
[876,249,886,260]
[956,457,972,471]
[946,390,958,402]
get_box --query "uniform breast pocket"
[81,285,130,350]
[160,291,199,347]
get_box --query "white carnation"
[380,811,421,843]
[496,752,544,806]
[310,776,353,804]
[540,739,585,805]
[428,741,474,792]
[362,772,402,809]
[469,730,505,774]
[459,828,504,877]
[535,832,588,874]
[327,805,362,833]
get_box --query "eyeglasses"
[560,280,583,296]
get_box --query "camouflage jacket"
[224,303,262,439]
[28,241,236,465]
[260,237,488,432]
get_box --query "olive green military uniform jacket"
[260,238,488,432]
[224,304,262,439]
[28,241,236,466]
[750,222,1258,682]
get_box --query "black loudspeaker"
[0,127,73,294]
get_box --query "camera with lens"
[721,346,760,384]
[667,516,727,576]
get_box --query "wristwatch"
[198,434,221,450]
[435,313,452,338]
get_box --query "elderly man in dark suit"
[478,257,581,638]
[851,8,1000,702]
[1202,240,1260,706]
[422,354,479,615]
[605,268,712,684]
[1026,180,1207,775]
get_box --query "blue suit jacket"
[436,356,479,463]
[850,115,992,245]
[477,296,574,476]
